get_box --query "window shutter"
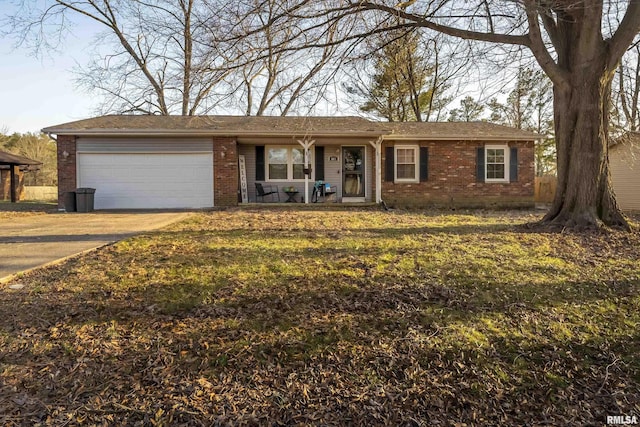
[315,146,324,181]
[385,146,394,182]
[419,147,429,182]
[255,146,265,181]
[510,147,518,182]
[476,147,485,182]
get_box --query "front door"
[342,146,365,199]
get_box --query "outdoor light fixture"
[62,151,69,158]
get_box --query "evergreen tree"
[488,67,556,176]
[448,96,485,122]
[347,29,447,122]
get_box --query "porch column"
[368,137,383,204]
[10,165,17,203]
[297,138,315,204]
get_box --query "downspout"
[46,133,66,211]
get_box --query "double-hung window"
[394,145,419,183]
[267,146,308,181]
[485,145,510,182]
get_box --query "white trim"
[484,144,510,183]
[76,150,213,155]
[384,135,536,141]
[265,145,313,182]
[297,139,315,205]
[394,145,420,183]
[368,137,383,203]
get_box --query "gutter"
[40,129,389,138]
[45,132,58,143]
[383,134,542,142]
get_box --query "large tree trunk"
[542,66,629,229]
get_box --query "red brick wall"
[57,135,77,209]
[382,140,535,208]
[213,137,238,207]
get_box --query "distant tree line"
[0,132,57,186]
[5,0,640,227]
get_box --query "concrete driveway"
[0,212,191,282]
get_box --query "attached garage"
[45,115,538,210]
[76,138,214,209]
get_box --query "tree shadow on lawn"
[1,220,639,425]
[2,235,637,332]
[1,271,638,425]
[0,201,57,213]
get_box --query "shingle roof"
[42,115,382,137]
[383,121,542,140]
[0,150,43,166]
[42,115,543,140]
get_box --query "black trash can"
[63,191,76,213]
[75,188,96,213]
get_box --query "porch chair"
[255,183,280,202]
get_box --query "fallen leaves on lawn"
[1,209,639,426]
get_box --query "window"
[485,145,510,182]
[395,145,419,182]
[266,146,310,181]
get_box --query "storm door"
[342,146,365,198]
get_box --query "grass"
[1,208,639,426]
[0,201,58,219]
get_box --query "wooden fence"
[535,176,557,203]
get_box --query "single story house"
[41,115,540,210]
[610,131,640,211]
[0,150,43,202]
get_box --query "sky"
[0,4,101,134]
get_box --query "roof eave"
[42,128,387,138]
[385,135,541,141]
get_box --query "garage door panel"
[78,153,214,209]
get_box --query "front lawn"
[1,209,639,426]
[0,201,57,219]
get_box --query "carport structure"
[0,151,42,203]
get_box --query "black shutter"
[476,147,485,182]
[255,146,265,181]
[419,147,429,182]
[315,146,324,181]
[385,146,394,182]
[509,147,518,182]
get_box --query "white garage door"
[77,138,214,209]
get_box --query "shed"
[610,132,640,212]
[0,151,43,202]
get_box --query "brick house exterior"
[56,135,77,208]
[382,139,534,208]
[212,137,239,207]
[42,116,539,210]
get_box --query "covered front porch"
[237,137,383,205]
